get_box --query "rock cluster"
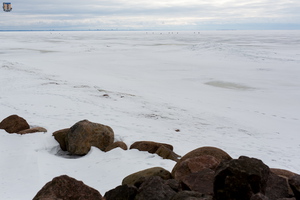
[1,115,299,199]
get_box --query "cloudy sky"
[1,0,300,30]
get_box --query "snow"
[1,30,300,199]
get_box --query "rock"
[172,155,220,180]
[181,169,215,195]
[122,167,172,186]
[53,128,70,151]
[66,120,114,155]
[214,156,270,200]
[33,175,102,200]
[105,141,128,152]
[289,174,300,200]
[250,193,269,200]
[155,145,181,162]
[135,176,176,200]
[171,191,213,200]
[265,172,290,199]
[130,141,173,153]
[17,126,47,134]
[104,184,138,200]
[0,114,30,133]
[172,146,231,179]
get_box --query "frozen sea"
[0,30,300,199]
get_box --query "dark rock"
[171,191,213,200]
[214,156,270,200]
[66,120,114,155]
[105,141,128,152]
[265,172,290,199]
[0,114,30,133]
[135,176,176,200]
[130,141,173,153]
[289,174,300,200]
[104,184,137,200]
[181,169,214,195]
[122,167,172,186]
[33,175,102,200]
[172,155,219,180]
[53,128,70,151]
[155,145,181,162]
[250,193,269,200]
[17,126,47,134]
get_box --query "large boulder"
[130,141,173,153]
[0,114,30,133]
[33,175,103,200]
[134,176,177,200]
[214,156,270,200]
[122,167,172,186]
[171,191,213,200]
[66,120,114,155]
[265,172,290,199]
[172,146,231,179]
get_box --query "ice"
[0,30,300,199]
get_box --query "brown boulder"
[265,172,290,199]
[17,127,47,134]
[53,128,70,151]
[130,141,173,153]
[33,175,102,200]
[105,141,128,152]
[155,145,181,162]
[66,120,114,155]
[122,167,172,186]
[214,156,270,200]
[172,146,231,179]
[271,168,296,179]
[0,114,30,133]
[104,184,137,200]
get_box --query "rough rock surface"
[66,120,114,155]
[105,141,128,152]
[289,174,300,200]
[33,175,102,200]
[181,169,215,195]
[155,145,181,162]
[172,146,231,179]
[265,172,290,199]
[171,191,213,200]
[18,126,47,134]
[214,156,270,200]
[130,141,173,153]
[0,114,30,133]
[134,176,177,200]
[104,184,137,200]
[122,167,172,186]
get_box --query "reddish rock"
[105,141,128,152]
[181,168,215,195]
[172,155,220,180]
[66,120,114,155]
[53,128,70,151]
[0,114,30,133]
[130,141,173,153]
[17,127,47,134]
[271,168,296,179]
[32,175,102,200]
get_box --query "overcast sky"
[1,0,300,30]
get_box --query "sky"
[1,0,300,30]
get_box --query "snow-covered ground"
[1,30,300,199]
